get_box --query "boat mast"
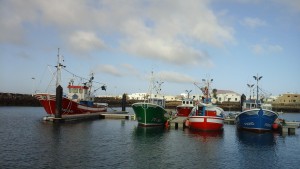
[55,48,65,88]
[202,77,213,103]
[149,71,154,98]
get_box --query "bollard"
[122,93,126,111]
[54,85,64,123]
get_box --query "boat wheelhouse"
[176,98,194,117]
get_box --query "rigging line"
[62,67,106,85]
[258,86,271,95]
[36,65,48,93]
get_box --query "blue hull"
[236,109,278,131]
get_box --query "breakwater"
[1,93,299,112]
[0,93,40,106]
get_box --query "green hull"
[132,102,167,126]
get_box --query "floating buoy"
[272,123,279,130]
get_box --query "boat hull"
[35,94,107,115]
[188,116,224,131]
[235,109,278,132]
[132,102,167,126]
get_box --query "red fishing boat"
[176,98,194,117]
[34,49,108,116]
[187,79,224,131]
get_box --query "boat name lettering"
[151,118,161,122]
[62,108,73,113]
[264,123,271,127]
[244,122,254,126]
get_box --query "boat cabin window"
[183,101,186,104]
[70,88,79,93]
[149,98,165,107]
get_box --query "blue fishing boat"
[235,75,278,132]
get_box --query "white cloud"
[274,0,300,13]
[157,71,196,84]
[241,17,267,28]
[94,64,123,77]
[68,31,106,53]
[0,0,234,66]
[121,64,141,77]
[252,44,283,55]
[121,32,214,67]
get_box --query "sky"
[1,0,299,97]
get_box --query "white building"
[127,93,147,100]
[216,90,241,103]
[164,95,177,101]
[264,95,279,103]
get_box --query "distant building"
[216,90,241,103]
[164,95,176,101]
[264,95,279,103]
[273,93,300,104]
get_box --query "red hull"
[176,106,193,117]
[188,116,224,131]
[35,94,107,115]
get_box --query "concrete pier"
[43,111,135,122]
[224,118,235,124]
[169,117,188,129]
[100,113,135,120]
[281,124,299,135]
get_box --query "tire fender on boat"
[165,120,169,128]
[185,119,190,127]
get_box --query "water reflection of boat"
[236,130,276,146]
[186,129,223,142]
[133,126,166,137]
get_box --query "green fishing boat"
[132,72,168,126]
[132,97,167,126]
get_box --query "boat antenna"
[185,90,192,99]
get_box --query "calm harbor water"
[0,107,299,169]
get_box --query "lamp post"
[247,83,254,99]
[253,74,263,104]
